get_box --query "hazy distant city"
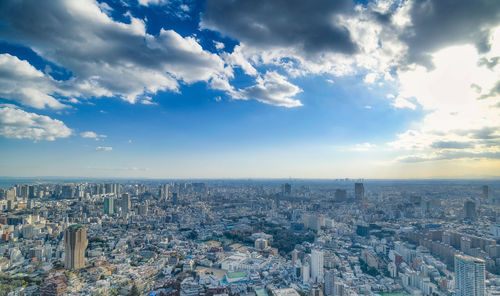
[0,179,498,296]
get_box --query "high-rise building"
[64,225,88,270]
[455,254,485,296]
[324,270,335,296]
[28,185,36,198]
[121,193,131,214]
[61,185,74,199]
[302,262,310,284]
[354,183,364,200]
[482,185,489,200]
[291,249,300,265]
[281,183,291,196]
[311,249,324,282]
[172,192,178,204]
[160,184,169,200]
[104,197,114,215]
[464,200,476,221]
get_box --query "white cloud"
[352,142,377,151]
[391,96,417,110]
[389,41,500,161]
[363,72,378,84]
[138,0,168,6]
[80,131,107,140]
[0,106,72,141]
[96,146,112,151]
[214,41,225,50]
[0,54,66,109]
[0,0,230,104]
[233,72,303,107]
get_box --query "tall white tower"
[455,254,485,296]
[311,249,324,282]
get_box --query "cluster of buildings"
[0,179,498,296]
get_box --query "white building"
[311,249,324,282]
[455,254,485,296]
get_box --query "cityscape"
[0,179,498,296]
[1,0,500,295]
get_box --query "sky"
[0,0,499,179]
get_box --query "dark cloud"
[402,0,500,67]
[201,0,357,56]
[478,56,500,70]
[478,81,500,100]
[430,141,473,149]
[470,127,499,140]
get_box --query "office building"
[482,185,489,200]
[455,254,485,296]
[282,183,291,196]
[355,183,364,200]
[464,200,476,221]
[104,197,114,215]
[64,225,88,270]
[324,270,335,296]
[121,193,131,214]
[160,184,169,200]
[61,185,74,199]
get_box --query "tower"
[354,183,364,200]
[160,184,169,201]
[311,249,324,282]
[104,197,114,215]
[121,193,131,214]
[281,183,291,196]
[455,255,485,296]
[464,200,476,221]
[324,270,335,296]
[64,225,88,270]
[482,185,489,200]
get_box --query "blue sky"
[0,0,499,178]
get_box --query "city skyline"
[1,0,500,179]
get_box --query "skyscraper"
[172,192,178,204]
[64,225,88,270]
[464,200,476,221]
[354,183,364,200]
[311,249,324,282]
[282,183,291,196]
[302,262,310,284]
[324,270,335,296]
[455,254,485,296]
[160,184,169,201]
[104,197,114,215]
[121,193,131,214]
[482,185,489,200]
